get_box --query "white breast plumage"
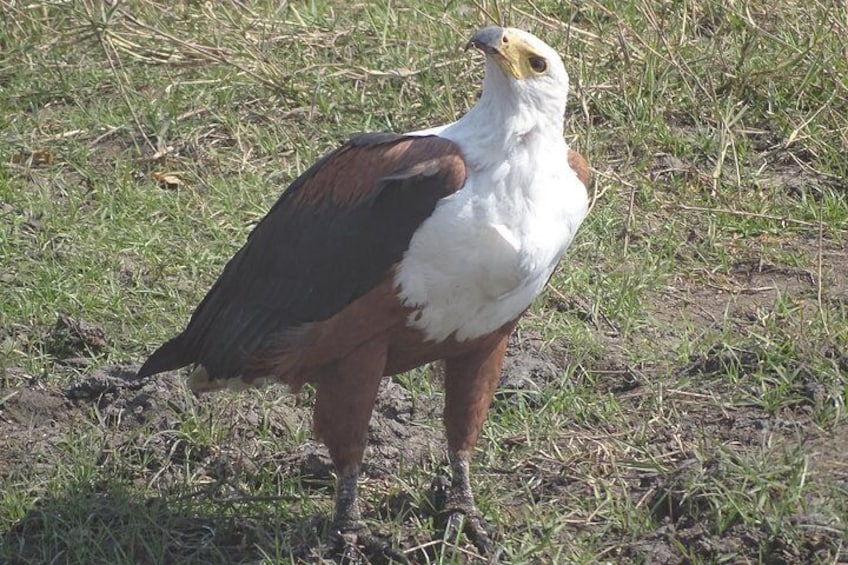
[395,27,590,344]
[394,130,588,343]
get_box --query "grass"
[2,0,847,563]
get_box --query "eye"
[528,56,547,73]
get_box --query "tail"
[136,335,194,379]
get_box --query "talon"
[338,537,365,564]
[442,510,465,543]
[439,508,497,556]
[331,523,409,564]
[431,477,499,556]
[462,512,496,555]
[427,451,505,557]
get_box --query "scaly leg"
[312,338,407,563]
[437,328,512,555]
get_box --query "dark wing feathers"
[138,134,466,381]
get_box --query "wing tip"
[136,336,191,380]
[135,357,166,380]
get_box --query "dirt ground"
[2,242,847,563]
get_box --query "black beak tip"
[466,26,504,53]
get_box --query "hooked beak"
[465,26,525,80]
[465,26,506,54]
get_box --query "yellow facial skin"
[467,27,550,81]
[489,30,549,80]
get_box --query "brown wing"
[568,149,591,188]
[138,134,467,381]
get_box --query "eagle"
[138,26,590,560]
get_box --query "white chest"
[394,151,588,342]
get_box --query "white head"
[466,27,569,133]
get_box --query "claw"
[331,523,409,564]
[327,470,408,563]
[429,474,501,558]
[440,507,498,556]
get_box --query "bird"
[138,26,590,560]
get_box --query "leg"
[437,329,511,554]
[312,338,407,563]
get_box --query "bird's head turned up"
[464,26,569,136]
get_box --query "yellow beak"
[467,26,536,80]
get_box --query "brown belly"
[383,320,516,375]
[247,272,519,388]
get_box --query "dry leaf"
[151,171,184,189]
[11,149,53,166]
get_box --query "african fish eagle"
[138,26,590,560]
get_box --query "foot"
[330,521,409,564]
[329,471,408,564]
[429,475,500,557]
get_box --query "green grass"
[2,0,847,563]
